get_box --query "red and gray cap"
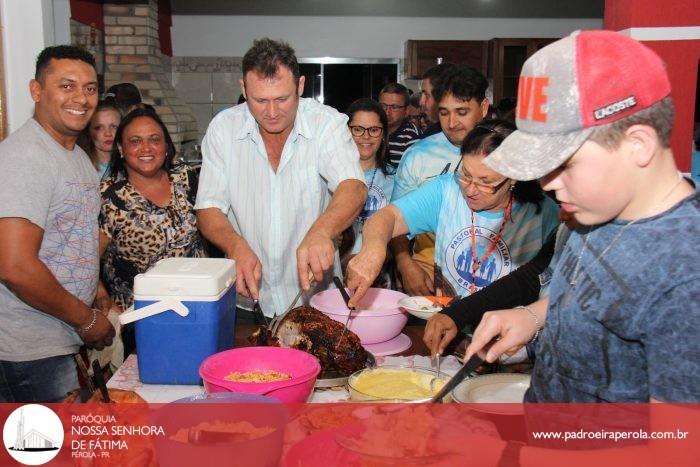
[484,30,671,181]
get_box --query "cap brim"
[484,127,594,181]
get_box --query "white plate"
[451,374,531,415]
[398,296,442,320]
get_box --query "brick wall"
[103,1,197,145]
[70,20,105,76]
[171,57,244,142]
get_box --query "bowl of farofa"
[348,366,451,403]
[199,347,321,402]
[155,392,287,467]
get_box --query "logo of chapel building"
[445,227,512,291]
[3,404,64,465]
[359,185,387,222]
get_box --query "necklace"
[568,174,685,288]
[467,194,513,293]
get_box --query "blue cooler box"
[119,258,237,385]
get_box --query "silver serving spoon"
[429,353,442,394]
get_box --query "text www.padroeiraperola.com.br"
[531,429,689,442]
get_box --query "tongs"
[269,271,316,336]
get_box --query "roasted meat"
[248,305,367,376]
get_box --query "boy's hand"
[466,307,539,363]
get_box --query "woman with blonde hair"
[79,98,121,179]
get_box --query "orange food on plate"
[424,296,454,307]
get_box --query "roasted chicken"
[249,305,368,376]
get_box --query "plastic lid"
[133,258,236,297]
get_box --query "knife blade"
[74,355,95,403]
[333,276,355,351]
[92,360,111,403]
[430,354,483,403]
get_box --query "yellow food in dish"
[351,369,447,400]
[224,370,291,383]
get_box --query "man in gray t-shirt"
[0,45,115,403]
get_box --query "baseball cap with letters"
[484,30,671,181]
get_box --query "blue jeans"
[0,354,79,402]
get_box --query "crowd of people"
[0,29,697,443]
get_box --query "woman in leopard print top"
[98,107,205,355]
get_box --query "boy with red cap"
[467,29,699,404]
[458,27,698,467]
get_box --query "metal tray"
[314,351,376,388]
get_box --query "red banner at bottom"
[1,402,698,466]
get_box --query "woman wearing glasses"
[339,99,396,286]
[345,119,559,303]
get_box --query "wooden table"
[234,323,430,356]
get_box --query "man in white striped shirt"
[195,38,367,318]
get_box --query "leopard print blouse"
[99,164,206,309]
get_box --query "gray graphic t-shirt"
[527,189,700,402]
[0,119,99,361]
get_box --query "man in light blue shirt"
[196,38,366,317]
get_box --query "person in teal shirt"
[340,98,395,287]
[346,119,559,302]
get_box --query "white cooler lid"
[133,258,236,297]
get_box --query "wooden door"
[405,40,488,79]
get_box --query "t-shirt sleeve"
[644,279,700,402]
[317,113,364,192]
[195,116,232,213]
[0,142,56,229]
[392,176,445,237]
[391,147,419,201]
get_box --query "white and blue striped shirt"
[195,98,365,316]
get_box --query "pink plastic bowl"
[310,288,408,344]
[199,347,321,403]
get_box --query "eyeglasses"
[454,163,510,194]
[349,125,383,138]
[380,103,407,112]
